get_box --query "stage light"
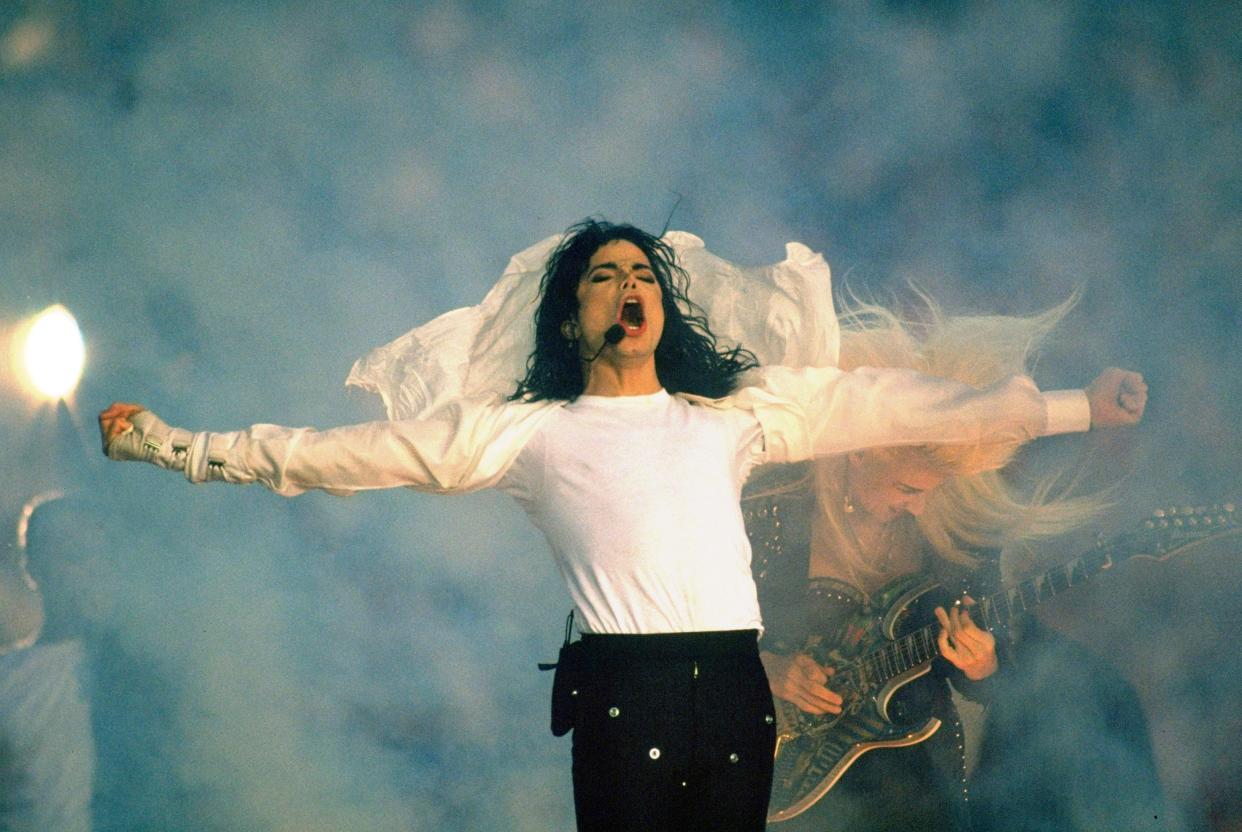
[20,305,85,400]
[1,18,55,70]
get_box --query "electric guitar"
[768,503,1239,823]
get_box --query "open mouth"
[618,298,646,334]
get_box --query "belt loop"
[562,609,575,647]
[538,609,577,671]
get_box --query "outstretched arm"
[98,399,557,496]
[737,364,1146,464]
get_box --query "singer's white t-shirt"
[498,389,767,635]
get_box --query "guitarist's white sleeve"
[732,365,1091,464]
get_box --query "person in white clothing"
[99,219,1146,831]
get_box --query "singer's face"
[575,239,665,364]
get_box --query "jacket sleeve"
[732,365,1091,464]
[105,400,558,497]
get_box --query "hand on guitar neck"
[934,596,998,681]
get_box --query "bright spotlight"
[21,305,85,400]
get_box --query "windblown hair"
[509,218,757,401]
[769,289,1109,578]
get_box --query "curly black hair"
[510,219,758,401]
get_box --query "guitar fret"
[993,597,1006,628]
[978,597,995,632]
[1019,579,1037,610]
[1038,575,1057,602]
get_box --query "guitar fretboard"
[977,548,1111,632]
[847,503,1235,691]
[847,549,1113,688]
[854,624,939,690]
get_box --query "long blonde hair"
[815,289,1108,576]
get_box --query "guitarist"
[745,296,1147,830]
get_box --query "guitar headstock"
[1111,502,1238,559]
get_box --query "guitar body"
[763,502,1238,823]
[768,574,955,823]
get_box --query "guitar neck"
[975,547,1111,632]
[854,503,1236,686]
[852,548,1114,685]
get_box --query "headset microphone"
[585,324,626,362]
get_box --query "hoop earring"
[560,320,579,341]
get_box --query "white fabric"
[497,390,766,635]
[1042,388,1093,435]
[344,231,840,420]
[112,368,1082,497]
[719,367,1089,462]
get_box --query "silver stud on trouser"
[729,753,740,763]
[764,714,774,724]
[608,706,620,718]
[648,748,661,760]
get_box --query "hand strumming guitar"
[760,650,844,715]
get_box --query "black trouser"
[568,630,776,831]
